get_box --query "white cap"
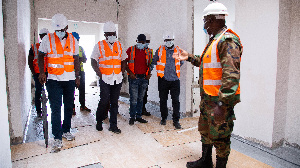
[163,31,174,40]
[144,33,151,40]
[52,13,68,30]
[39,28,49,34]
[203,2,228,18]
[103,21,116,32]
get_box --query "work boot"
[216,156,228,168]
[173,122,182,129]
[186,144,213,168]
[142,109,151,116]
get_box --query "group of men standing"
[28,2,242,167]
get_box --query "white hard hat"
[163,32,174,40]
[52,13,68,30]
[103,21,116,32]
[203,2,228,18]
[144,33,151,40]
[39,28,49,34]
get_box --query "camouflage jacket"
[188,26,243,106]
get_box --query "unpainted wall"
[3,0,32,144]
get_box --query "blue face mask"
[136,43,145,49]
[144,43,149,48]
[56,31,66,39]
[203,26,208,34]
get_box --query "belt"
[136,74,146,78]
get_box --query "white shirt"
[39,33,79,81]
[91,40,126,85]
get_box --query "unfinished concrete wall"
[272,0,291,148]
[119,0,194,114]
[0,0,12,166]
[234,0,279,147]
[285,0,300,148]
[3,0,32,144]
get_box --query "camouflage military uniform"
[188,26,242,158]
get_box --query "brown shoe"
[80,106,91,112]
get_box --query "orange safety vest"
[97,40,122,75]
[128,46,152,75]
[47,32,76,75]
[202,29,241,96]
[32,43,47,73]
[156,45,181,78]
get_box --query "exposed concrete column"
[3,0,31,144]
[0,0,12,166]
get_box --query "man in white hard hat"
[173,2,243,168]
[141,33,153,116]
[91,21,126,134]
[28,28,49,119]
[38,13,80,152]
[152,31,184,129]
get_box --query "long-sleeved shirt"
[188,26,243,106]
[152,45,184,81]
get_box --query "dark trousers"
[158,77,180,122]
[79,71,85,107]
[142,80,149,111]
[128,76,149,119]
[33,74,43,114]
[47,79,75,140]
[96,79,122,128]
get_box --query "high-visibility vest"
[97,40,122,75]
[202,29,241,96]
[47,32,76,75]
[79,46,84,72]
[156,45,181,78]
[32,43,47,73]
[127,46,152,75]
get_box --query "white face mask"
[55,31,66,39]
[165,41,174,48]
[107,36,117,43]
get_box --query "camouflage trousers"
[198,99,235,158]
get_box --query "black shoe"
[108,127,121,134]
[142,110,151,116]
[129,118,135,125]
[186,144,213,168]
[160,119,166,125]
[136,118,148,123]
[216,156,228,168]
[173,122,182,129]
[96,123,103,131]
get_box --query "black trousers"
[158,77,180,122]
[96,79,122,128]
[79,71,85,107]
[142,80,149,111]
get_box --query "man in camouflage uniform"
[173,2,243,168]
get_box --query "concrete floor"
[11,86,300,168]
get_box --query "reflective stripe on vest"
[156,45,180,78]
[127,46,152,75]
[47,32,75,75]
[202,28,241,96]
[98,40,122,75]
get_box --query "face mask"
[107,36,117,43]
[136,43,145,49]
[144,43,149,48]
[165,41,174,48]
[203,26,208,34]
[55,31,66,39]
